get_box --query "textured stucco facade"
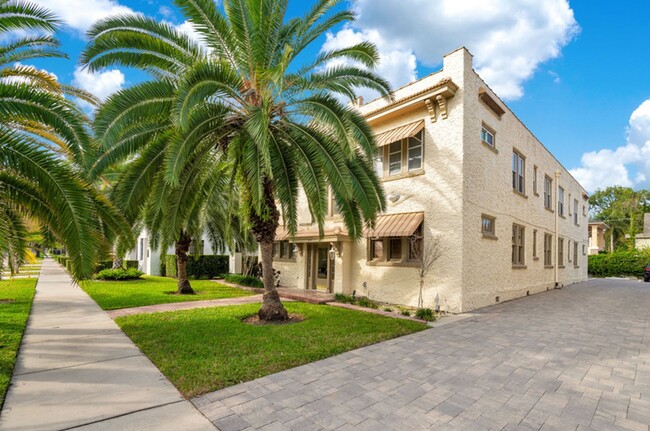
[273,47,588,313]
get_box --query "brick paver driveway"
[193,279,650,431]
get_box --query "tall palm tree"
[0,0,131,279]
[82,0,391,320]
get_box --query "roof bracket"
[436,95,448,120]
[424,98,436,123]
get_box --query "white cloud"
[324,0,578,100]
[37,0,133,33]
[570,99,650,192]
[158,6,173,18]
[73,66,124,101]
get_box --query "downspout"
[554,170,561,288]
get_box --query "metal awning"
[364,212,424,238]
[275,225,350,243]
[374,120,424,148]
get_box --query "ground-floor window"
[544,233,553,266]
[273,240,295,261]
[511,224,525,266]
[558,238,564,267]
[367,224,422,266]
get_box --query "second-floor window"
[574,199,579,225]
[558,187,565,216]
[375,130,424,179]
[512,151,525,194]
[481,125,495,147]
[544,176,553,209]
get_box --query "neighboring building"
[588,221,610,255]
[635,214,650,250]
[124,229,226,275]
[272,47,589,313]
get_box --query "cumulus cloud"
[37,0,133,33]
[73,66,124,101]
[324,0,578,100]
[570,99,650,192]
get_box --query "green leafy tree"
[0,0,131,279]
[82,0,391,320]
[589,186,650,250]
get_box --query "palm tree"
[82,0,391,320]
[0,0,131,279]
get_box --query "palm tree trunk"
[251,178,289,321]
[112,257,123,269]
[175,233,194,294]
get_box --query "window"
[368,223,423,266]
[567,240,571,263]
[273,241,295,260]
[533,230,538,259]
[378,130,425,178]
[583,205,587,216]
[512,151,525,194]
[544,233,553,266]
[558,238,564,267]
[481,125,495,147]
[328,188,339,217]
[573,242,579,267]
[533,166,538,194]
[388,141,402,176]
[481,214,496,237]
[388,238,402,261]
[558,187,565,216]
[407,132,423,170]
[512,224,525,266]
[189,240,205,255]
[138,238,144,260]
[371,239,383,260]
[574,199,579,225]
[582,244,586,255]
[544,176,553,209]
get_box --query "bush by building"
[588,249,650,278]
[163,255,229,279]
[95,268,144,280]
[223,273,264,289]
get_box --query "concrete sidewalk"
[0,258,215,431]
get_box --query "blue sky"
[29,0,650,193]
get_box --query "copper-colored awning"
[374,120,424,148]
[275,225,350,243]
[364,212,424,238]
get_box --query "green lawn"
[0,278,37,407]
[116,302,428,397]
[81,276,255,310]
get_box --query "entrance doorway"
[305,244,334,292]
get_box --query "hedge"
[588,249,650,278]
[223,273,264,289]
[164,255,229,279]
[124,260,139,269]
[96,268,144,280]
[95,260,113,273]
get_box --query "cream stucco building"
[588,221,610,255]
[272,47,589,313]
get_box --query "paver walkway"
[106,294,266,318]
[0,258,216,431]
[193,279,650,431]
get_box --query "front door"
[305,244,333,292]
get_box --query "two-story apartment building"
[272,47,589,313]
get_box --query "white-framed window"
[481,125,495,147]
[407,132,423,171]
[377,130,424,178]
[544,233,553,266]
[512,151,525,194]
[512,224,525,266]
[558,187,565,216]
[138,238,144,260]
[544,176,553,209]
[482,214,496,237]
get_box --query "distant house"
[272,47,589,313]
[635,214,650,250]
[588,222,609,255]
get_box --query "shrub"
[415,308,436,321]
[383,307,393,313]
[334,293,355,304]
[164,255,228,279]
[223,273,264,288]
[58,256,68,268]
[95,260,113,273]
[400,310,411,317]
[356,296,379,309]
[588,249,650,278]
[124,260,139,269]
[95,268,144,280]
